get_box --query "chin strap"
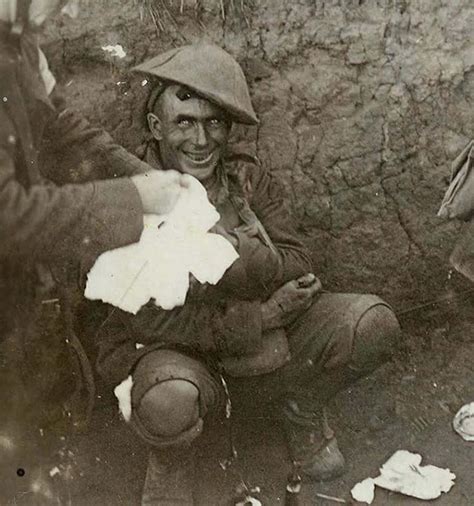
[10,0,31,39]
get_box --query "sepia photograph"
[0,0,473,504]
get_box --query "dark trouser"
[129,294,400,449]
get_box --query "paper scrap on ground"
[85,176,239,313]
[49,467,61,478]
[114,375,133,422]
[235,498,261,506]
[101,44,126,58]
[453,401,474,441]
[351,478,375,504]
[351,450,455,504]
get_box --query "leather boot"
[282,400,345,482]
[142,447,195,506]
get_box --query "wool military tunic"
[0,22,150,430]
[96,142,390,425]
[96,141,314,386]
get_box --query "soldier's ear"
[147,112,163,140]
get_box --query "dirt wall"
[42,0,474,308]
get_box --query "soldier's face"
[148,85,231,182]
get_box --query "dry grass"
[135,0,254,33]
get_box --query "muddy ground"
[20,273,470,506]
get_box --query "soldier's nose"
[194,123,208,147]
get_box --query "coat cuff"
[75,178,143,271]
[91,177,143,246]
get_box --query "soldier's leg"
[284,295,400,402]
[137,380,200,437]
[129,349,224,505]
[279,294,400,481]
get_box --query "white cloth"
[38,48,56,95]
[85,176,239,314]
[351,450,456,504]
[114,375,133,422]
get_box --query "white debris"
[30,477,54,499]
[114,376,133,422]
[375,451,455,499]
[235,497,261,506]
[49,467,61,477]
[351,477,375,504]
[101,44,126,59]
[0,434,15,452]
[85,176,239,314]
[453,402,474,441]
[286,481,302,494]
[351,450,455,504]
[141,79,149,86]
[135,343,145,350]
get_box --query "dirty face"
[147,85,231,182]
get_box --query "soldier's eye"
[177,118,191,127]
[208,118,223,128]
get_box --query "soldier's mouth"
[183,151,214,165]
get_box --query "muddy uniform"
[97,143,394,448]
[96,43,401,502]
[0,21,148,472]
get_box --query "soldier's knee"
[351,304,400,371]
[136,379,200,438]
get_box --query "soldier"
[0,0,187,501]
[97,44,401,504]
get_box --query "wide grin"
[183,151,214,165]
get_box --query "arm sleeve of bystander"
[41,89,152,184]
[0,105,144,263]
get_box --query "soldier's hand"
[131,170,190,215]
[261,273,322,330]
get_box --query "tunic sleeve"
[0,105,143,262]
[218,162,313,299]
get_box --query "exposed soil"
[41,0,474,305]
[6,277,471,506]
